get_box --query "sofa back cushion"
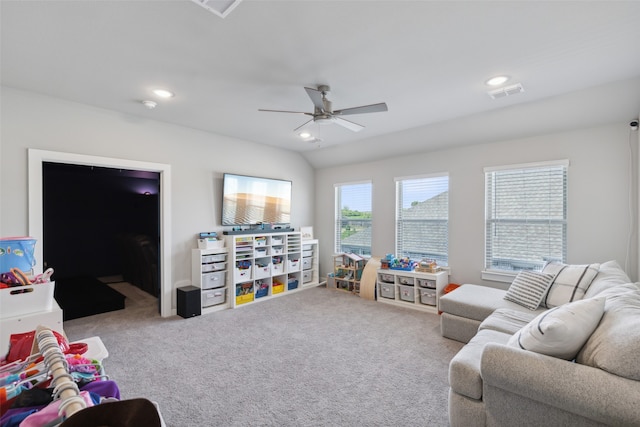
[541,262,599,308]
[584,260,631,298]
[576,284,640,380]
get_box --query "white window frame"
[334,181,373,257]
[395,173,449,266]
[483,159,569,282]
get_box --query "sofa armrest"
[481,343,640,425]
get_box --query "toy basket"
[0,237,37,273]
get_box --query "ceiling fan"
[259,85,388,133]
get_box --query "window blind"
[335,182,372,256]
[396,174,449,265]
[485,161,567,272]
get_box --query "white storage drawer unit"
[376,269,448,313]
[192,247,229,313]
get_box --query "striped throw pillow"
[542,263,600,308]
[504,271,555,310]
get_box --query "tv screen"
[222,173,292,226]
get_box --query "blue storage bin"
[0,237,37,273]
[287,279,299,290]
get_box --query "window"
[485,160,568,273]
[335,182,372,256]
[396,174,449,266]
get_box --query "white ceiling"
[2,1,640,168]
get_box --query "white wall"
[315,123,638,288]
[0,87,315,309]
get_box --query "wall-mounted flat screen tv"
[221,173,292,226]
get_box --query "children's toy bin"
[287,278,299,290]
[235,282,254,305]
[0,282,55,318]
[0,237,37,273]
[379,273,394,283]
[379,283,394,299]
[398,284,415,302]
[417,278,436,288]
[419,288,436,306]
[272,281,285,294]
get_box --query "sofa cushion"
[577,285,640,380]
[541,262,600,308]
[479,308,537,335]
[503,271,555,310]
[507,296,605,360]
[584,260,631,298]
[439,284,546,323]
[449,328,511,400]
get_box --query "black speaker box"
[177,286,201,318]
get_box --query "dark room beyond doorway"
[43,162,161,318]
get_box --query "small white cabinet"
[226,232,321,308]
[192,246,229,314]
[376,269,448,313]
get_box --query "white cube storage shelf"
[376,269,448,313]
[226,233,320,309]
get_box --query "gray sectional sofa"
[439,261,640,426]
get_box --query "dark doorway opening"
[43,162,160,318]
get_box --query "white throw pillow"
[541,262,600,308]
[503,270,555,310]
[507,296,606,360]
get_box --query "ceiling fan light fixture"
[485,75,510,86]
[299,131,312,139]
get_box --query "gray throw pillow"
[504,270,555,310]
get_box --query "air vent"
[487,83,524,100]
[191,0,242,18]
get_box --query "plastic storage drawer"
[379,273,394,283]
[419,288,436,305]
[398,284,415,302]
[302,270,312,283]
[398,276,413,285]
[202,254,225,263]
[379,283,394,299]
[202,288,226,307]
[302,257,312,270]
[202,262,226,272]
[202,271,226,289]
[417,278,436,288]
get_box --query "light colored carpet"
[63,283,463,426]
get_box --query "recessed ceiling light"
[142,100,157,109]
[485,75,510,86]
[152,89,174,98]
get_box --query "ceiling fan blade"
[334,117,364,132]
[258,109,312,115]
[334,102,388,116]
[293,119,314,132]
[304,87,325,111]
